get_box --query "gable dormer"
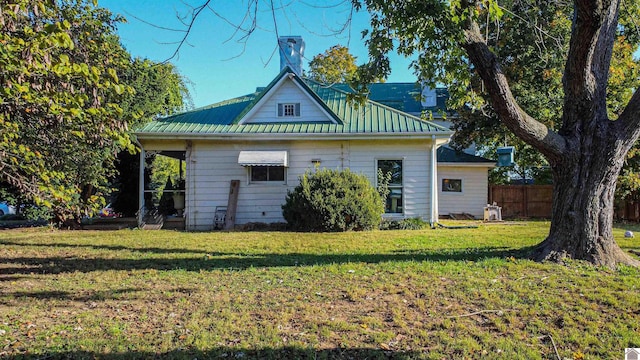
[237,68,340,125]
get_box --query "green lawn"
[1,222,639,359]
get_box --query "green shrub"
[282,168,384,232]
[379,217,430,230]
[0,213,25,221]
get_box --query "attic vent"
[278,103,300,117]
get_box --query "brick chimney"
[278,36,305,76]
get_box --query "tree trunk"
[531,138,640,268]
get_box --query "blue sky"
[98,0,417,108]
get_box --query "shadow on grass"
[0,240,211,255]
[0,347,434,360]
[0,246,535,276]
[2,287,148,302]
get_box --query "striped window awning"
[238,151,289,167]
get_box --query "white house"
[135,37,494,230]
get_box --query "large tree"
[353,0,640,267]
[446,2,639,188]
[0,0,187,222]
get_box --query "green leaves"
[58,53,70,65]
[1,0,191,223]
[308,45,358,84]
[282,168,385,232]
[107,68,118,82]
[0,0,133,221]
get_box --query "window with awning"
[238,151,288,183]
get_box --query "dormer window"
[278,103,300,117]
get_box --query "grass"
[0,221,639,359]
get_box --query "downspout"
[135,138,145,227]
[430,135,438,227]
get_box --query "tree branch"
[461,20,567,164]
[614,89,640,145]
[163,0,212,62]
[561,0,619,135]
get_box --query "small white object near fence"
[483,204,503,222]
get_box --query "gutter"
[135,131,454,142]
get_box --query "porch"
[137,147,188,230]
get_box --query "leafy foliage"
[445,2,638,185]
[0,0,134,222]
[307,45,358,84]
[354,1,639,187]
[118,58,192,129]
[150,156,186,203]
[282,168,384,232]
[0,1,191,223]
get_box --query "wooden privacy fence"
[489,185,553,218]
[489,184,640,220]
[616,201,640,221]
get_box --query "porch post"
[138,146,145,226]
[430,135,439,226]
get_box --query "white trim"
[137,145,145,226]
[277,102,301,118]
[237,76,287,125]
[430,136,438,224]
[137,132,453,142]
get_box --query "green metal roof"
[331,83,449,114]
[136,67,452,137]
[437,146,495,164]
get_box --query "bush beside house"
[282,168,384,232]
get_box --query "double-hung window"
[377,159,403,214]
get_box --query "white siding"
[437,166,490,218]
[243,80,333,124]
[185,139,435,230]
[349,140,432,220]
